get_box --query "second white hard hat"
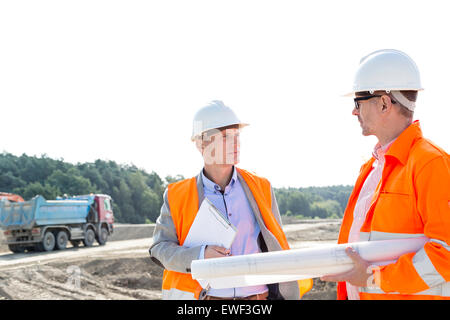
[345,49,423,97]
[191,100,249,141]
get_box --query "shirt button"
[228,213,232,217]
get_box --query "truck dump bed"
[0,195,92,230]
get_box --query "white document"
[183,197,237,249]
[184,198,237,289]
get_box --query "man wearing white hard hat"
[150,100,312,300]
[321,49,450,300]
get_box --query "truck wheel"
[8,244,25,253]
[55,231,68,250]
[97,227,109,245]
[83,229,95,247]
[38,231,55,252]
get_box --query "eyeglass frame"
[353,94,397,110]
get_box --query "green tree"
[286,192,310,216]
[20,182,60,200]
[47,168,97,195]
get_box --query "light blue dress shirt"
[199,166,268,298]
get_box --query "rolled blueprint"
[191,237,428,289]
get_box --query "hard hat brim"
[342,87,424,98]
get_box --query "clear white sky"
[1,0,449,188]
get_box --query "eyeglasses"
[353,95,382,110]
[353,94,399,110]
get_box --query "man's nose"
[352,107,359,116]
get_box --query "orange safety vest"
[162,168,313,299]
[337,121,450,300]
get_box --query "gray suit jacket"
[149,170,300,300]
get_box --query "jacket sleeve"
[149,188,202,273]
[378,156,450,294]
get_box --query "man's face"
[197,127,240,166]
[352,95,383,136]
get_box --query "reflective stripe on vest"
[358,231,426,241]
[162,287,196,300]
[162,168,312,299]
[360,282,450,298]
[359,232,448,295]
[354,230,450,299]
[412,246,446,288]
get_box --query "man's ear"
[381,95,392,112]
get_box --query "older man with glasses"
[321,49,450,300]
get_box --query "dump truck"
[0,194,114,253]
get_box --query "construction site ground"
[0,219,341,300]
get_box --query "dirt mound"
[0,255,163,300]
[79,257,164,291]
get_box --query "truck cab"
[97,195,114,227]
[59,194,115,246]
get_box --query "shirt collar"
[201,166,237,194]
[372,139,396,162]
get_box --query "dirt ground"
[0,219,341,300]
[0,253,161,300]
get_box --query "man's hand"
[204,245,231,259]
[320,247,373,287]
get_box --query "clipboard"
[183,197,237,249]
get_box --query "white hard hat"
[191,100,249,141]
[344,49,423,97]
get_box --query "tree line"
[275,186,353,219]
[0,152,352,223]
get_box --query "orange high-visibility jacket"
[162,168,313,299]
[337,121,450,300]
